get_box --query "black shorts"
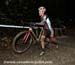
[44,29,51,38]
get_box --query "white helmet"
[38,6,46,12]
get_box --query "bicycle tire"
[12,31,33,53]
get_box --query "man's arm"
[46,18,54,37]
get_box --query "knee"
[40,35,45,41]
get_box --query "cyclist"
[38,6,59,56]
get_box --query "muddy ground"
[0,27,75,65]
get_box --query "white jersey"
[41,15,54,37]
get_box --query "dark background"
[0,0,75,27]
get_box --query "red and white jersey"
[41,15,54,37]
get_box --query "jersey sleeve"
[46,18,54,37]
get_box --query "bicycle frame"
[31,27,44,41]
[22,27,44,44]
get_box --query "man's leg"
[40,34,45,56]
[50,37,59,48]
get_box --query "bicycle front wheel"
[12,31,33,53]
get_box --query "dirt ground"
[0,28,75,65]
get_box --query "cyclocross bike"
[12,22,46,53]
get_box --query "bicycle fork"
[22,31,30,44]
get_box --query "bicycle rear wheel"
[12,31,33,53]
